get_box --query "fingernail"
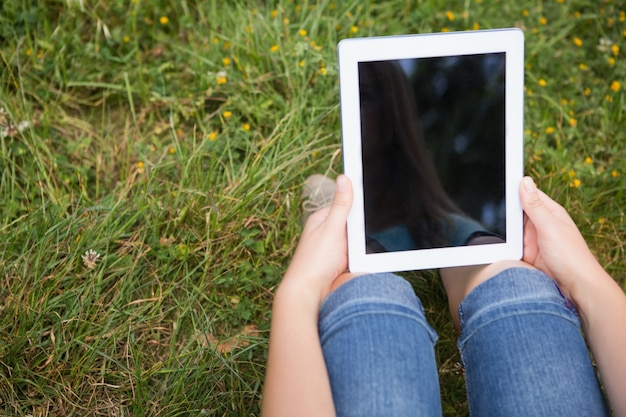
[336,175,349,193]
[522,176,536,192]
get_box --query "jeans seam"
[458,309,581,351]
[320,309,438,346]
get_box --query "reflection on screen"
[359,53,506,254]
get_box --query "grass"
[0,0,624,415]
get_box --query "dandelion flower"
[538,79,547,87]
[82,249,101,269]
[570,178,581,188]
[612,169,621,178]
[446,11,455,21]
[223,111,232,118]
[222,57,231,66]
[271,9,278,18]
[243,123,250,131]
[610,80,621,92]
[319,67,327,76]
[583,87,591,96]
[299,29,307,37]
[578,63,588,71]
[545,126,555,134]
[136,161,145,173]
[573,37,583,47]
[569,118,578,127]
[612,44,619,56]
[270,45,279,52]
[208,131,218,141]
[299,60,305,67]
[123,35,130,43]
[539,17,547,25]
[168,147,176,154]
[584,157,593,165]
[159,16,169,25]
[350,26,358,34]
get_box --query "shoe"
[301,174,336,223]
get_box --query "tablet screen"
[359,53,506,253]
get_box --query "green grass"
[1,0,624,415]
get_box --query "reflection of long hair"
[359,60,461,249]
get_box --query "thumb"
[519,176,553,228]
[326,175,353,226]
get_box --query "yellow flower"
[441,27,450,32]
[578,63,588,71]
[473,22,480,30]
[350,26,359,34]
[573,37,583,47]
[168,146,176,154]
[299,29,307,37]
[569,118,578,127]
[299,60,305,67]
[216,71,227,85]
[584,156,593,165]
[610,80,621,92]
[320,67,327,76]
[208,131,218,141]
[283,17,290,25]
[270,45,279,52]
[612,169,621,178]
[612,44,619,56]
[568,170,576,178]
[136,161,145,173]
[222,57,231,66]
[223,111,232,118]
[271,9,278,18]
[25,48,33,56]
[598,217,606,224]
[561,98,569,105]
[545,126,555,134]
[539,17,547,25]
[608,57,616,66]
[243,123,251,131]
[570,178,581,188]
[446,10,455,21]
[538,79,547,87]
[159,16,169,25]
[583,87,591,96]
[522,9,529,17]
[123,35,130,43]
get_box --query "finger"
[325,175,353,228]
[519,176,556,230]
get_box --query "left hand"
[280,175,353,309]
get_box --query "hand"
[280,175,353,309]
[519,176,607,302]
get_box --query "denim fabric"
[319,273,442,417]
[319,269,610,417]
[458,268,610,417]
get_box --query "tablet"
[338,28,525,273]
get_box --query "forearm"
[576,271,626,417]
[262,282,336,417]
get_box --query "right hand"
[519,176,608,303]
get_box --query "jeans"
[318,268,610,417]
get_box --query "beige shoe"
[301,174,336,223]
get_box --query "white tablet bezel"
[338,28,525,273]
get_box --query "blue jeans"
[319,268,610,417]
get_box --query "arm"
[520,177,626,417]
[262,175,353,417]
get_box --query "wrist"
[275,275,324,314]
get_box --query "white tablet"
[338,28,525,273]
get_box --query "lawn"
[0,0,624,415]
